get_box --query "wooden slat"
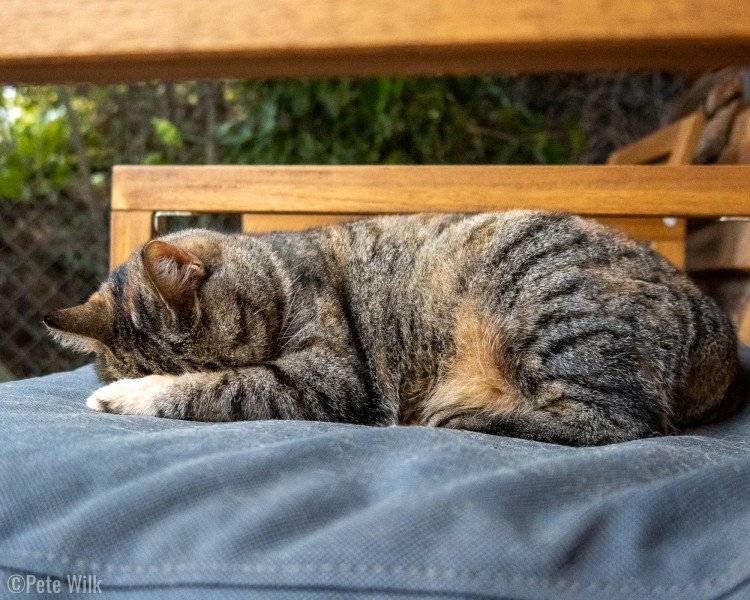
[239,214,686,267]
[240,214,684,240]
[651,239,686,268]
[3,0,750,83]
[110,210,153,269]
[595,217,684,242]
[669,114,708,166]
[112,165,750,217]
[686,221,750,271]
[608,113,705,165]
[242,214,364,233]
[112,211,687,267]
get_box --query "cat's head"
[44,231,285,383]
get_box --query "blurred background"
[0,72,685,380]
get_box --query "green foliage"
[216,77,581,166]
[146,117,184,164]
[152,117,184,148]
[0,88,73,202]
[0,77,583,206]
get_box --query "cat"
[44,211,742,446]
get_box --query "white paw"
[87,375,176,416]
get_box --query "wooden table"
[2,0,750,83]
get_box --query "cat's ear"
[141,240,206,320]
[43,292,113,354]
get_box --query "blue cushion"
[1,354,750,599]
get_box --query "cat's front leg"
[87,375,181,417]
[86,347,386,424]
[87,371,234,419]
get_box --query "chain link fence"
[0,193,109,380]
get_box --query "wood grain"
[241,214,683,237]
[241,214,685,240]
[112,210,687,268]
[110,210,153,269]
[739,307,750,346]
[241,214,365,234]
[686,221,750,271]
[112,165,750,217]
[650,239,685,268]
[4,0,750,82]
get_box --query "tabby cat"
[45,211,742,446]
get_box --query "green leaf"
[144,151,166,165]
[361,78,392,119]
[151,117,183,148]
[0,167,24,200]
[257,103,277,137]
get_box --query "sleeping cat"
[44,211,742,446]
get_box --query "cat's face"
[45,234,284,383]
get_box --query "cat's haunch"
[45,211,742,446]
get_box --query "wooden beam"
[111,210,687,267]
[3,0,750,83]
[686,221,750,271]
[112,165,750,217]
[237,214,687,268]
[110,210,153,269]
[240,214,684,240]
[608,113,706,166]
[242,214,365,234]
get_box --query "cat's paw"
[86,375,177,416]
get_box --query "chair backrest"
[109,164,750,269]
[607,112,706,166]
[605,112,708,266]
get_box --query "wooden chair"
[604,112,706,267]
[686,114,750,342]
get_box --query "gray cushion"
[1,352,750,600]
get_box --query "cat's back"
[323,211,740,435]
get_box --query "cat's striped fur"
[45,211,742,446]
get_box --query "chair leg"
[738,301,750,346]
[652,239,686,268]
[110,210,153,269]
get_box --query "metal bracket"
[152,211,201,234]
